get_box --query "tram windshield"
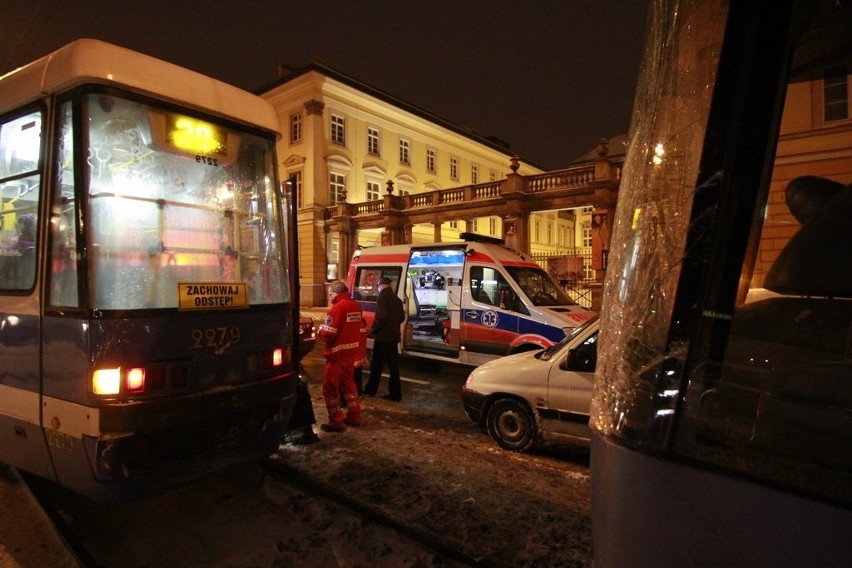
[49,92,288,310]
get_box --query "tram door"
[0,108,51,477]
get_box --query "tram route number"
[178,282,248,311]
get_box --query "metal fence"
[531,249,596,308]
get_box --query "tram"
[591,0,851,565]
[0,39,297,502]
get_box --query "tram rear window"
[62,93,287,309]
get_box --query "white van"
[345,233,595,366]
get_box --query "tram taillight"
[92,368,122,395]
[272,348,284,367]
[91,365,187,396]
[126,368,145,392]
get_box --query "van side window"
[469,266,528,315]
[566,332,598,372]
[353,267,402,301]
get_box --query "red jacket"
[318,293,364,364]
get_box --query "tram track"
[13,457,486,568]
[258,457,489,568]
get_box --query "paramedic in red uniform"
[317,280,363,431]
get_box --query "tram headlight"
[92,368,122,395]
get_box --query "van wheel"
[486,398,538,452]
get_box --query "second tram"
[591,0,852,565]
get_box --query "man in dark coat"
[364,277,406,401]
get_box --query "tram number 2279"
[191,326,241,351]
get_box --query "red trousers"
[322,359,361,426]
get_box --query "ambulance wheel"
[486,398,538,452]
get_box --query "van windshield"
[538,314,599,362]
[506,266,576,306]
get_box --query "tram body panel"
[0,292,53,480]
[36,311,295,500]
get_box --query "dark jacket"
[371,285,405,343]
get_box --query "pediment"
[283,154,306,167]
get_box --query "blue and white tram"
[591,0,852,565]
[0,39,297,501]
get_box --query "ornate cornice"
[303,99,325,116]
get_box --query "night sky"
[2,0,650,170]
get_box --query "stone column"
[337,216,356,282]
[501,156,529,253]
[301,98,329,306]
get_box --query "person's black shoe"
[320,423,346,433]
[382,394,402,402]
[289,432,320,445]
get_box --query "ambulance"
[346,233,595,366]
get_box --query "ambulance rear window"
[352,267,402,302]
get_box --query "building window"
[367,127,380,156]
[581,206,594,215]
[329,172,346,205]
[490,169,497,182]
[286,171,303,208]
[450,156,459,180]
[426,148,436,173]
[289,113,302,143]
[473,219,479,232]
[582,222,592,248]
[397,184,411,196]
[399,138,410,165]
[824,64,849,122]
[328,237,340,280]
[331,114,346,145]
[583,259,594,280]
[366,179,381,201]
[535,220,541,242]
[489,217,497,235]
[547,222,553,244]
[449,220,459,230]
[471,164,479,184]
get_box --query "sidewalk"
[299,307,328,323]
[0,467,78,567]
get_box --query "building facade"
[261,62,550,306]
[259,54,850,308]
